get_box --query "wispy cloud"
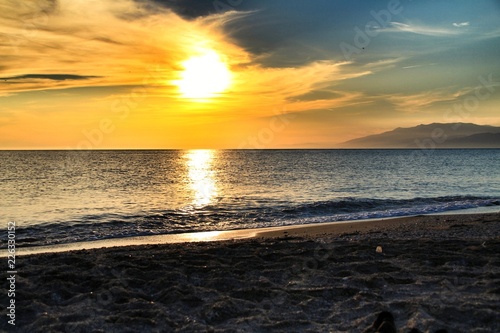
[388,22,461,36]
[453,22,470,28]
[385,88,463,112]
[402,63,436,70]
[363,58,405,71]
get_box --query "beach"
[2,213,499,332]
[2,0,500,332]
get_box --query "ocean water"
[1,149,499,247]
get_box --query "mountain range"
[340,123,500,148]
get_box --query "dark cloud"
[144,0,236,19]
[220,1,353,67]
[91,37,124,45]
[213,0,401,67]
[0,74,100,82]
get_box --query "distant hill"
[340,123,500,148]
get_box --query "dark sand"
[1,213,499,332]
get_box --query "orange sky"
[1,0,499,149]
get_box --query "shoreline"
[3,212,499,332]
[10,210,500,256]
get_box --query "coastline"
[2,213,499,332]
[10,210,500,256]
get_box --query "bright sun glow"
[175,50,232,99]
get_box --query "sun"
[175,50,232,99]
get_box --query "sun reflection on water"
[185,150,217,208]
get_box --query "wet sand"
[1,213,499,332]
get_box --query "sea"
[1,149,499,248]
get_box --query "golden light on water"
[185,149,218,208]
[175,50,232,100]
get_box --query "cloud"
[0,0,372,114]
[0,74,100,81]
[214,60,370,116]
[402,63,436,70]
[388,22,461,36]
[453,22,470,28]
[207,1,370,67]
[150,0,251,20]
[385,88,463,112]
[0,74,103,94]
[147,0,239,19]
[287,90,343,102]
[0,0,249,94]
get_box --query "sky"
[0,0,499,149]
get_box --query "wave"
[278,196,500,217]
[5,196,499,248]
